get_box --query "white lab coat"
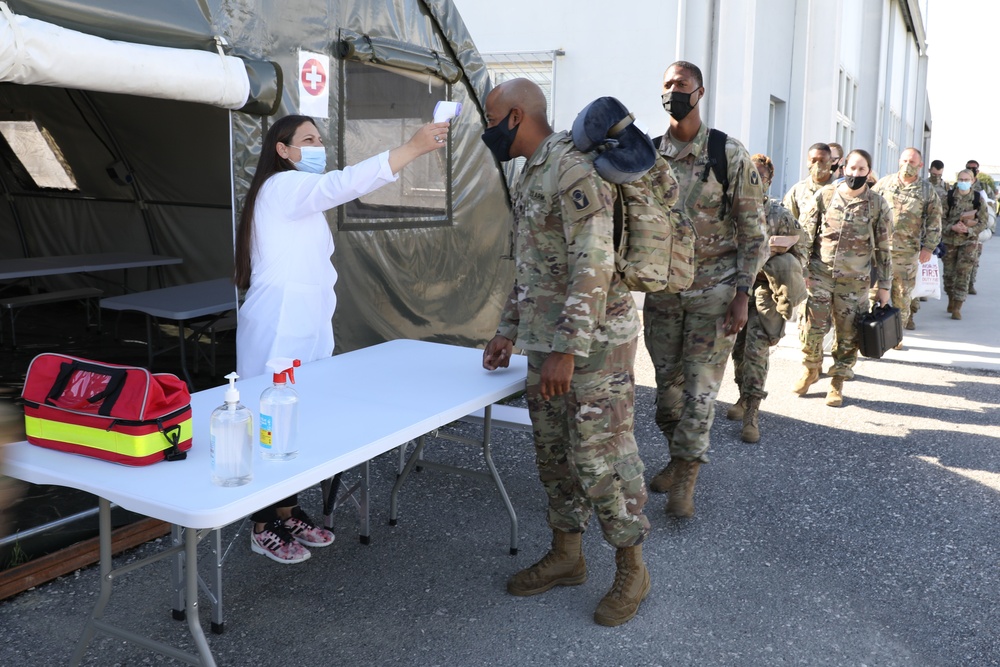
[236,152,397,379]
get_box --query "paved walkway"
[1,241,998,666]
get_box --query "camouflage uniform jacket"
[804,185,894,289]
[941,188,988,248]
[872,174,942,256]
[495,131,640,356]
[928,175,948,206]
[782,176,834,225]
[658,123,767,292]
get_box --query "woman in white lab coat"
[233,114,448,564]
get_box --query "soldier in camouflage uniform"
[967,161,996,295]
[480,78,650,627]
[644,61,767,518]
[872,147,942,334]
[941,169,988,320]
[782,142,836,225]
[928,160,948,202]
[924,161,948,318]
[828,142,845,181]
[794,149,893,407]
[728,154,806,443]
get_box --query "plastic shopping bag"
[911,257,941,300]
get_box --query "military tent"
[0,0,512,354]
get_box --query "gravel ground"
[1,243,998,667]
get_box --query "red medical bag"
[21,353,191,465]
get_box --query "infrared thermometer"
[433,101,462,123]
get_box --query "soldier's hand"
[539,352,574,401]
[876,288,890,307]
[918,248,932,264]
[722,291,750,336]
[483,336,514,370]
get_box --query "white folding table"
[1,339,527,666]
[99,278,239,389]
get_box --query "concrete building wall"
[452,0,931,192]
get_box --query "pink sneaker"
[284,507,335,548]
[251,519,311,564]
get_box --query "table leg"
[479,408,519,555]
[184,527,217,665]
[208,529,225,634]
[360,460,370,545]
[320,473,342,530]
[171,525,185,620]
[389,435,426,527]
[176,318,194,391]
[145,315,155,369]
[69,497,113,666]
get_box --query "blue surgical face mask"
[956,180,972,192]
[289,145,326,174]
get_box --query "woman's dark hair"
[846,148,873,172]
[233,115,316,290]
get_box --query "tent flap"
[337,28,461,84]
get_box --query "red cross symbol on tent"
[300,59,327,96]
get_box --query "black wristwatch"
[736,286,750,294]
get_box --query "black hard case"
[857,304,902,359]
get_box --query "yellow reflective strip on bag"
[25,415,193,458]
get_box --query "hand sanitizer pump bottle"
[210,372,253,486]
[259,358,300,461]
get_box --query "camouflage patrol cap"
[571,96,656,184]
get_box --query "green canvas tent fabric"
[0,0,512,353]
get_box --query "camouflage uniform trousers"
[890,251,918,324]
[801,274,869,379]
[968,241,983,289]
[732,287,781,400]
[942,242,979,301]
[526,337,649,548]
[643,281,737,463]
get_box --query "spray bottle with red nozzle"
[259,358,301,461]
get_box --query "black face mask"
[967,166,979,176]
[845,174,868,190]
[661,90,698,122]
[481,110,519,163]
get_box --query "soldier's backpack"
[652,128,730,219]
[572,97,695,293]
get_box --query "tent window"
[0,119,78,191]
[339,60,451,230]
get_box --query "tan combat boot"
[648,460,676,493]
[665,459,701,518]
[593,544,651,627]
[726,394,747,421]
[951,300,963,320]
[947,296,954,313]
[507,530,587,596]
[792,367,820,395]
[826,377,844,407]
[741,396,761,443]
[968,283,977,295]
[904,314,916,330]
